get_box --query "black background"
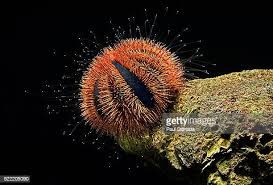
[4,0,273,184]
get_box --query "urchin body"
[80,38,184,138]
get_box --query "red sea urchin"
[80,38,184,138]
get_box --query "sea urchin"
[80,38,184,138]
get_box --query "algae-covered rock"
[118,69,273,184]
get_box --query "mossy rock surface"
[118,69,273,184]
[175,69,273,116]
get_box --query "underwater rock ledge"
[118,69,273,185]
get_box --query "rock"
[118,69,273,184]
